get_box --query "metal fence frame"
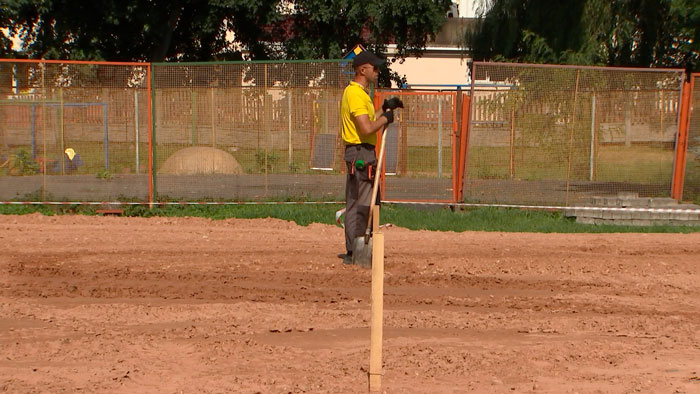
[464,61,687,207]
[2,59,700,207]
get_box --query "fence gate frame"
[374,89,469,203]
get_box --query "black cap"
[352,50,385,68]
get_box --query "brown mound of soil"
[159,147,243,175]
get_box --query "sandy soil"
[1,213,699,393]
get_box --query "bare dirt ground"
[1,214,699,394]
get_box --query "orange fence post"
[456,93,471,202]
[671,79,693,200]
[452,97,458,202]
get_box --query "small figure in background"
[62,148,83,174]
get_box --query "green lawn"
[1,203,698,233]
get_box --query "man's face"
[361,64,379,83]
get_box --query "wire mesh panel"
[151,60,352,201]
[466,62,684,206]
[683,74,700,201]
[0,60,150,202]
[377,91,457,202]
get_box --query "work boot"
[338,252,354,265]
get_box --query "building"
[389,0,481,88]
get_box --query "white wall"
[390,57,470,88]
[457,0,478,18]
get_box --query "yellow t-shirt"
[340,81,377,146]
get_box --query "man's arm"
[354,112,389,137]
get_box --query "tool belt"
[345,143,377,181]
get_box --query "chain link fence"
[376,90,460,202]
[151,60,352,201]
[0,60,150,202]
[2,59,699,207]
[465,62,685,206]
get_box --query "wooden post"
[190,89,197,145]
[211,87,216,148]
[660,88,664,136]
[509,107,515,179]
[624,95,632,148]
[368,203,384,392]
[437,96,443,178]
[135,90,140,174]
[288,89,293,168]
[565,70,581,206]
[59,87,65,174]
[589,94,596,181]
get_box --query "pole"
[288,89,293,168]
[324,90,329,135]
[149,65,155,206]
[103,104,109,170]
[190,89,197,146]
[589,95,596,181]
[437,95,443,178]
[59,88,65,174]
[135,90,140,174]
[368,205,384,393]
[671,80,693,200]
[211,87,216,147]
[509,107,515,179]
[264,64,269,196]
[31,105,36,159]
[41,68,46,200]
[565,70,581,206]
[624,97,632,148]
[660,89,664,136]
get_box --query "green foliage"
[279,0,452,86]
[380,205,700,233]
[96,168,114,180]
[1,204,698,233]
[467,0,700,71]
[2,0,453,86]
[254,149,280,173]
[0,204,55,215]
[15,188,52,202]
[1,0,279,62]
[7,148,39,175]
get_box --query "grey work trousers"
[344,144,378,254]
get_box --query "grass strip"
[1,203,699,234]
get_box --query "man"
[339,50,403,265]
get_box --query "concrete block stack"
[564,192,700,226]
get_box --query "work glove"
[382,97,404,112]
[380,109,394,125]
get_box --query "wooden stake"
[368,228,384,393]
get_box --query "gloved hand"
[380,109,394,125]
[382,97,404,112]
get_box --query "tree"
[1,0,453,85]
[274,0,452,86]
[466,0,699,72]
[0,4,14,57]
[2,0,280,62]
